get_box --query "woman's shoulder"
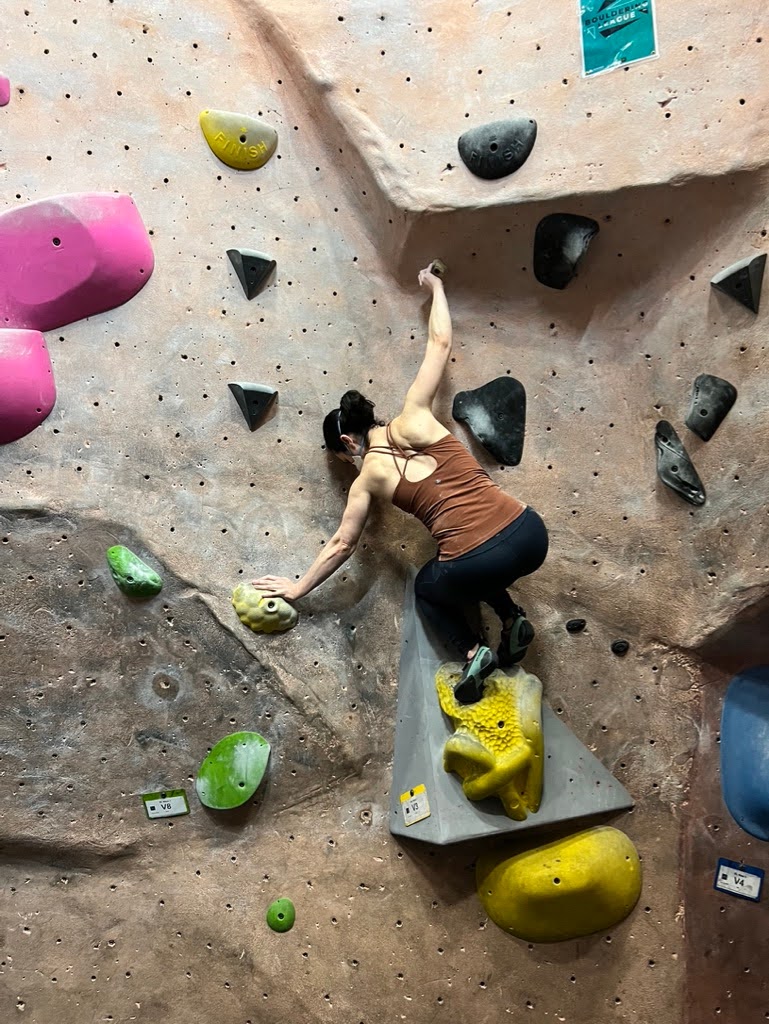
[390,412,451,450]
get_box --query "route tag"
[713,858,764,902]
[400,784,430,826]
[142,789,190,820]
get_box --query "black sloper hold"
[452,376,526,467]
[457,117,538,180]
[654,420,706,507]
[228,382,277,431]
[685,373,737,442]
[710,253,766,314]
[533,213,600,290]
[566,618,587,634]
[227,248,276,300]
[611,639,630,657]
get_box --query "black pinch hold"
[654,420,706,507]
[533,213,600,290]
[566,618,587,634]
[227,248,276,300]
[228,382,277,431]
[452,376,526,466]
[710,253,766,314]
[457,117,538,180]
[611,639,630,657]
[685,374,737,442]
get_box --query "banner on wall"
[579,0,659,77]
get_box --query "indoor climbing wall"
[1,2,769,1022]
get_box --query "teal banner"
[579,0,658,77]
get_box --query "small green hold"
[106,545,163,598]
[266,898,295,933]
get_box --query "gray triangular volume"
[227,248,276,300]
[228,382,277,431]
[389,571,633,846]
[711,253,766,314]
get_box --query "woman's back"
[364,418,525,560]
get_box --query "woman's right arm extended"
[401,266,453,418]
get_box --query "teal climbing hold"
[196,731,271,810]
[106,545,163,597]
[266,898,296,933]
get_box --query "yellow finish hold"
[232,583,297,634]
[199,109,278,170]
[477,826,642,943]
[435,663,543,820]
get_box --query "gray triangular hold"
[228,382,277,431]
[389,570,633,845]
[711,253,766,314]
[227,248,276,300]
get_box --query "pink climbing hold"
[0,193,154,333]
[0,329,56,444]
[0,76,10,107]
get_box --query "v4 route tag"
[713,858,764,902]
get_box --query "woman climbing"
[253,263,549,704]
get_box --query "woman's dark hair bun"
[322,390,380,453]
[339,390,377,435]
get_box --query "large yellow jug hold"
[477,825,642,943]
[232,583,298,634]
[199,109,278,170]
[435,663,543,820]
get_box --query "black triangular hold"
[711,253,766,314]
[533,213,600,290]
[452,376,526,466]
[228,382,277,431]
[226,248,276,300]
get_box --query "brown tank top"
[366,425,526,561]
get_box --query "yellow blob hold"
[199,109,278,170]
[435,663,543,820]
[477,826,642,943]
[232,583,298,634]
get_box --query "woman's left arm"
[253,477,372,601]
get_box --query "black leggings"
[414,507,549,657]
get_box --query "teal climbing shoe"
[454,646,498,706]
[498,614,535,668]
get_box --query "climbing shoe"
[498,613,535,668]
[453,646,498,706]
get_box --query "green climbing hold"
[195,731,271,810]
[106,545,163,598]
[266,898,296,933]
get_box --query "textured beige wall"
[1,2,768,1022]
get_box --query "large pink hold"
[0,329,56,444]
[0,193,154,332]
[0,76,10,107]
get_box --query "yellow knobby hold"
[232,583,298,634]
[199,109,278,170]
[435,663,543,820]
[476,826,642,943]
